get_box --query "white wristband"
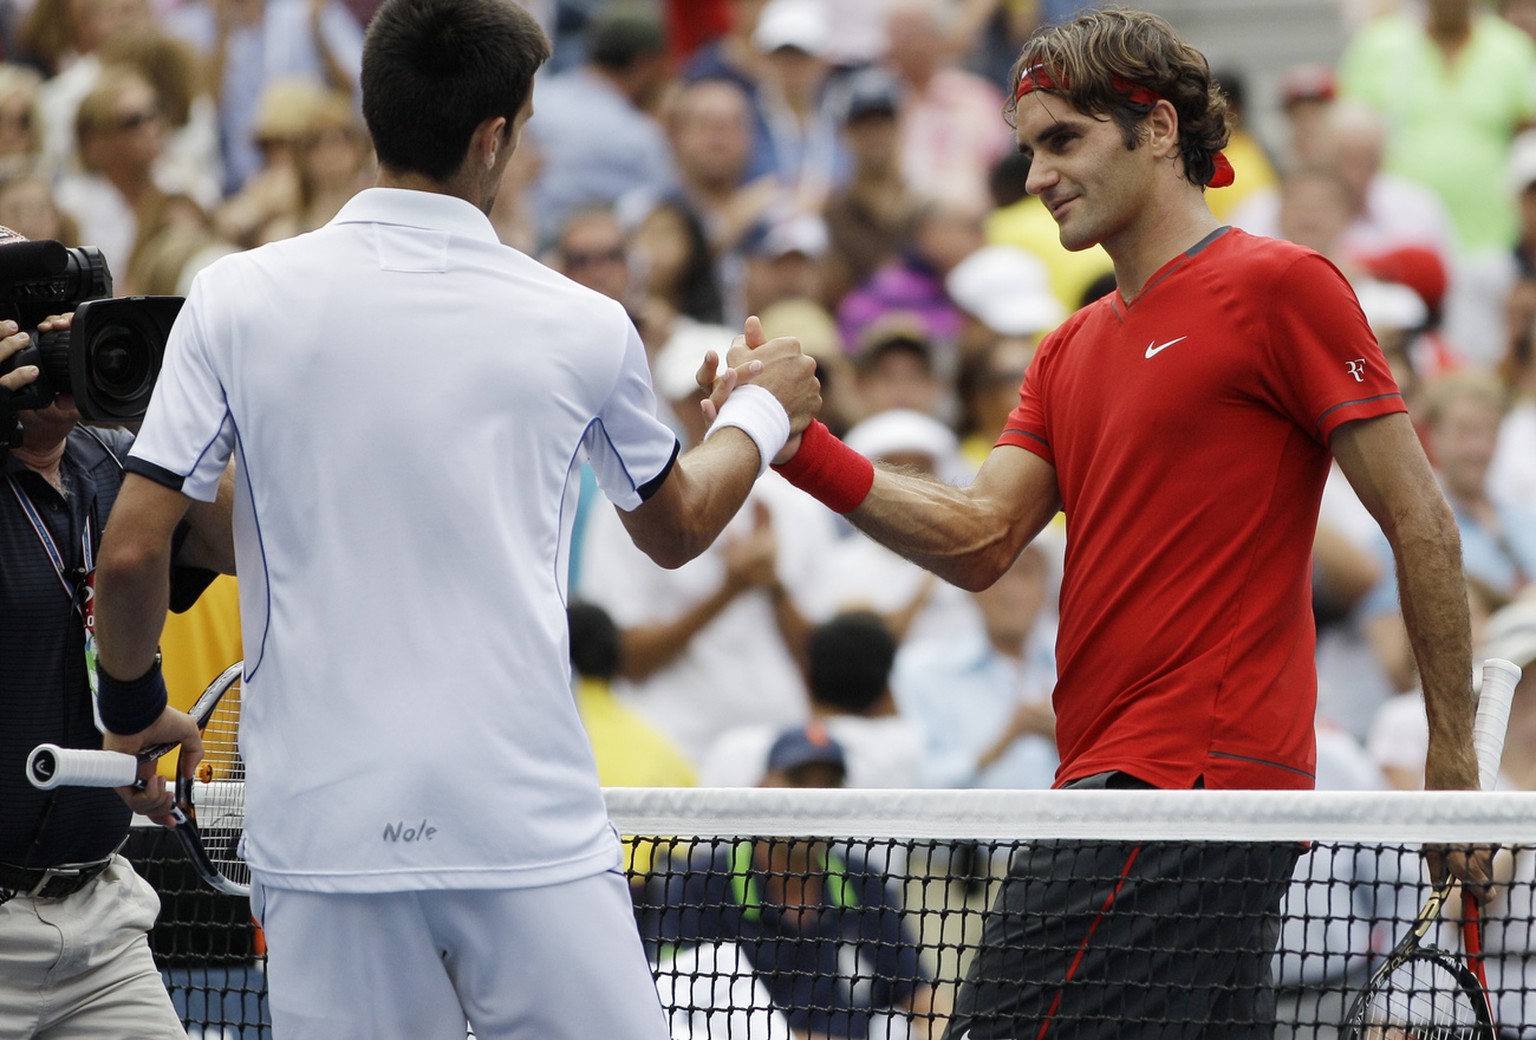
[705,383,791,478]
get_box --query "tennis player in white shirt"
[85,0,821,1037]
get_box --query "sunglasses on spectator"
[108,108,161,133]
[564,247,626,268]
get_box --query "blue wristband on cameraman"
[97,658,169,735]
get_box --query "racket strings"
[198,682,243,784]
[190,680,248,887]
[1357,952,1489,1038]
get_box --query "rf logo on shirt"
[1346,359,1367,382]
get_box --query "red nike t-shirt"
[998,228,1405,791]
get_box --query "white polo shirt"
[129,188,680,893]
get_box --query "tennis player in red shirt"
[733,7,1494,1037]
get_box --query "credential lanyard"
[5,474,103,731]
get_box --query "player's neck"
[375,167,484,215]
[1109,195,1221,306]
[987,631,1027,663]
[813,693,897,719]
[1427,9,1472,55]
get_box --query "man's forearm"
[1332,414,1479,791]
[91,535,174,735]
[619,579,741,681]
[618,428,764,570]
[91,474,197,731]
[847,466,1055,594]
[1394,509,1479,790]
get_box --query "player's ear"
[1145,100,1180,162]
[471,116,508,171]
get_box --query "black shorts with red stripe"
[944,771,1302,1040]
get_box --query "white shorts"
[253,869,671,1040]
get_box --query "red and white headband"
[1015,64,1235,189]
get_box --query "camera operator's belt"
[0,844,120,901]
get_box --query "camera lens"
[89,323,154,399]
[57,295,179,422]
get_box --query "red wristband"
[771,420,874,514]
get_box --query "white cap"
[652,319,733,401]
[752,0,830,56]
[1482,597,1536,673]
[1352,277,1427,332]
[843,408,960,478]
[752,212,829,260]
[945,246,1065,337]
[1509,129,1536,198]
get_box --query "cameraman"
[0,228,234,1038]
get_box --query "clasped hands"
[696,316,821,466]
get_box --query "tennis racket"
[25,661,249,898]
[1340,656,1523,1039]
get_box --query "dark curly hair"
[1004,7,1230,189]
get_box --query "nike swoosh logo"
[1145,336,1188,358]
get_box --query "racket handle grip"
[26,744,140,790]
[1475,658,1522,791]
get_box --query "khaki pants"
[0,855,185,1039]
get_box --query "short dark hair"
[988,151,1032,208]
[1211,67,1246,118]
[586,6,667,71]
[1078,269,1118,309]
[807,611,896,713]
[1005,7,1230,189]
[361,0,550,182]
[567,600,622,680]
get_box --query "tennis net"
[127,787,1536,1039]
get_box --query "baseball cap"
[758,298,843,362]
[252,78,329,145]
[843,408,958,467]
[652,319,733,401]
[585,6,667,68]
[945,245,1065,338]
[853,311,935,367]
[1279,64,1336,108]
[1359,246,1448,317]
[1508,129,1536,198]
[766,722,846,775]
[1351,277,1428,333]
[752,0,829,56]
[841,67,901,123]
[1481,597,1536,674]
[748,212,828,261]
